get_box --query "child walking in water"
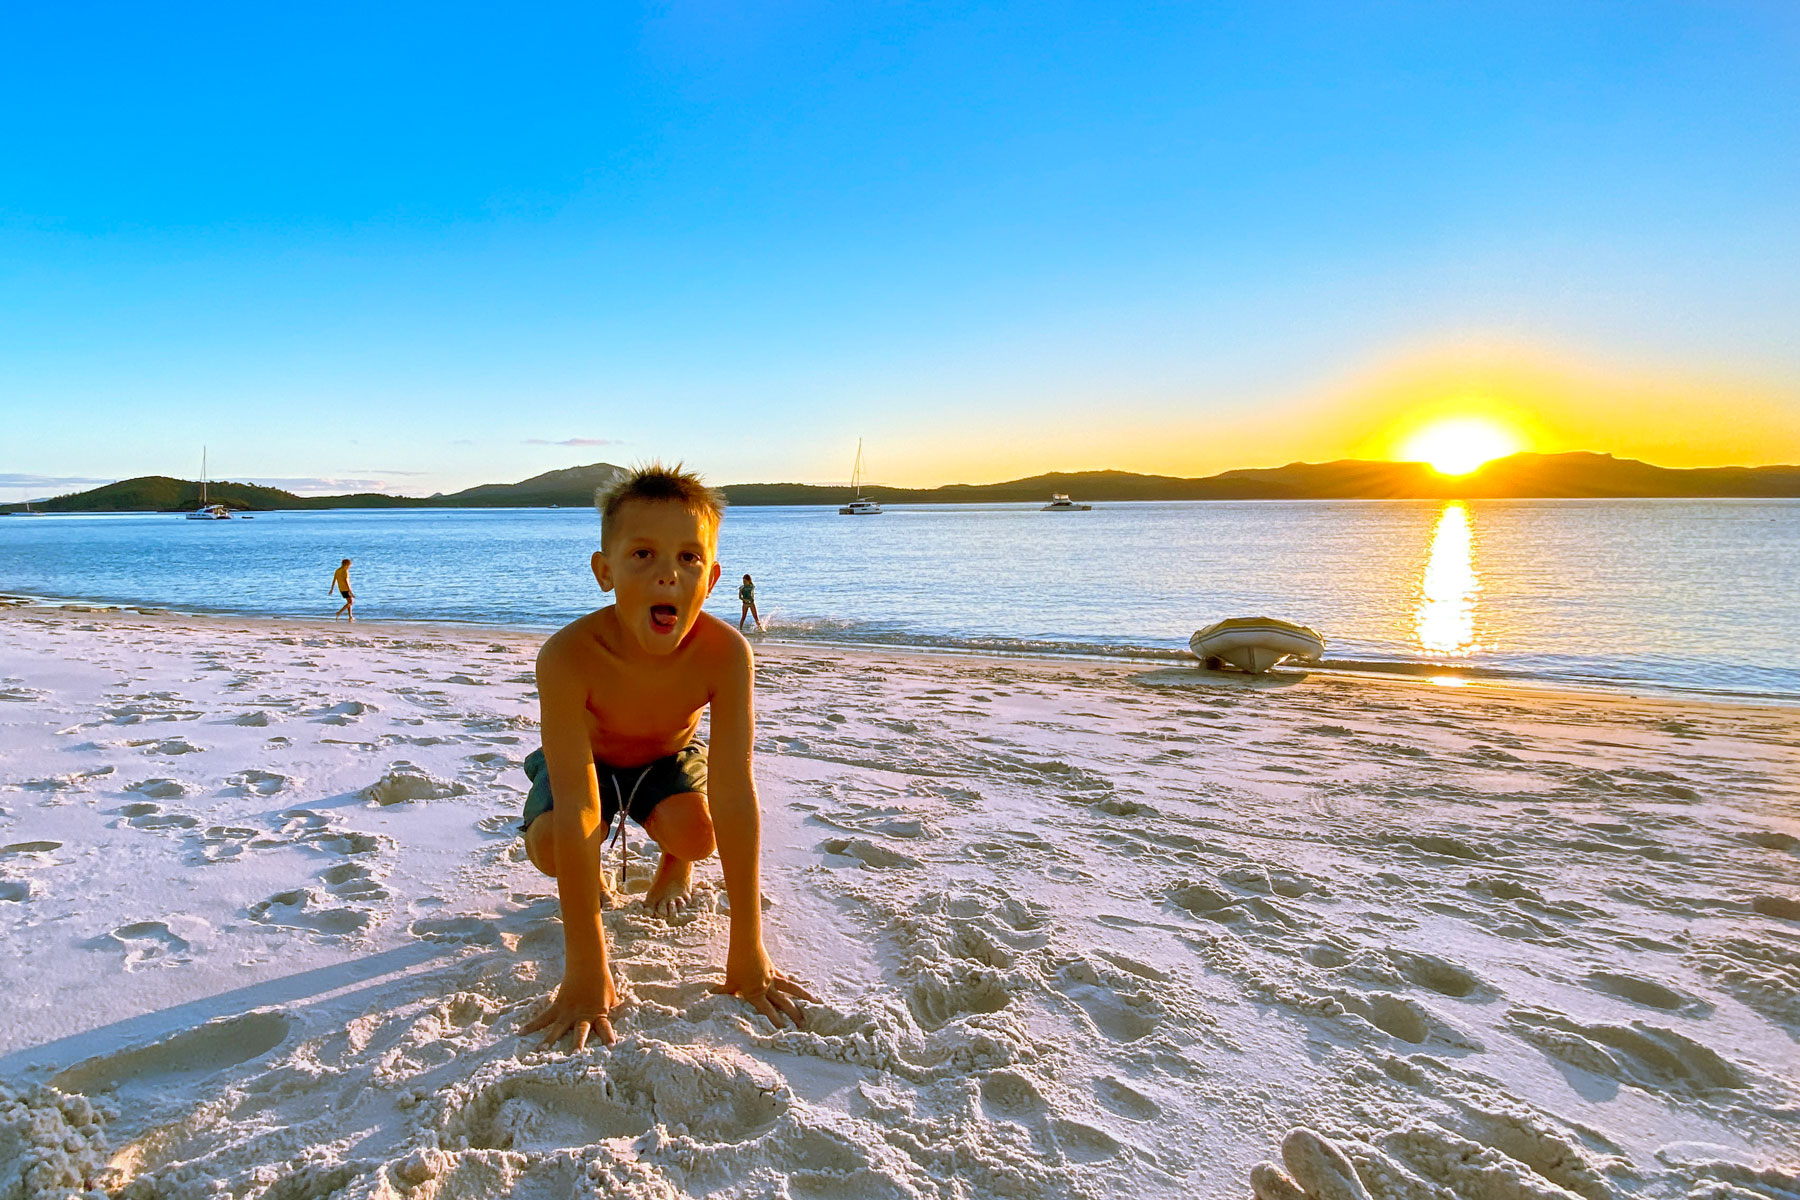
[737,573,762,631]
[330,559,354,621]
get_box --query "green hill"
[7,453,1799,514]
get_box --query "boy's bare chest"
[580,662,709,757]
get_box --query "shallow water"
[3,499,1796,698]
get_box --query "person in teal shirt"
[737,573,762,632]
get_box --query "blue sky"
[3,1,1797,496]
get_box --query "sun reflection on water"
[1415,502,1480,656]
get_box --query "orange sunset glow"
[1397,416,1525,476]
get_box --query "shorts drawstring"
[606,765,653,884]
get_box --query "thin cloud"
[525,437,622,447]
[0,473,115,490]
[249,477,399,494]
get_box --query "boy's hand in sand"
[714,940,818,1028]
[521,971,619,1051]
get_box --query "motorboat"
[1042,494,1091,511]
[1190,617,1325,674]
[185,447,234,519]
[839,438,883,515]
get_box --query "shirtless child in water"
[519,465,815,1050]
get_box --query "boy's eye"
[633,549,652,559]
[680,552,701,565]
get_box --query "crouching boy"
[519,464,815,1050]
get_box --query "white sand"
[1,601,1796,1200]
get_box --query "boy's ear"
[706,560,721,595]
[591,551,613,593]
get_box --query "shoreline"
[6,590,1796,713]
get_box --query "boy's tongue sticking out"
[649,604,680,634]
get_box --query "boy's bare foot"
[597,871,621,910]
[644,853,694,919]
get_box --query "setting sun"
[1398,417,1523,476]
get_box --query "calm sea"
[3,500,1796,700]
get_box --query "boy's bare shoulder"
[688,612,753,676]
[537,608,613,676]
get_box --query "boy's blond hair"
[596,463,726,550]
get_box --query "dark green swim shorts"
[518,743,708,835]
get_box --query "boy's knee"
[523,821,557,877]
[651,795,716,862]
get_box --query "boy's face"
[592,499,721,655]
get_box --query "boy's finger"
[751,994,785,1028]
[774,976,821,1004]
[520,1008,551,1035]
[770,992,804,1025]
[573,1021,590,1053]
[596,1016,618,1046]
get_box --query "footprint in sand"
[128,777,187,799]
[195,825,263,863]
[0,680,49,703]
[0,830,63,887]
[321,861,390,901]
[1507,1005,1747,1093]
[476,813,520,836]
[440,1043,786,1152]
[143,736,203,756]
[2,840,62,856]
[120,801,201,831]
[1387,949,1487,999]
[1751,894,1800,920]
[247,888,372,939]
[363,761,470,806]
[312,828,384,856]
[1584,970,1710,1014]
[24,766,115,792]
[229,768,291,797]
[87,919,195,968]
[52,1011,291,1096]
[409,914,500,945]
[315,699,378,725]
[1055,960,1163,1042]
[1093,1075,1162,1121]
[1741,830,1799,854]
[819,836,922,870]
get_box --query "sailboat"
[838,439,883,515]
[12,491,45,516]
[186,448,233,520]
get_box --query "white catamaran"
[186,448,233,520]
[839,439,883,515]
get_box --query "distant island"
[7,453,1800,514]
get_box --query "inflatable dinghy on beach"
[1190,617,1325,674]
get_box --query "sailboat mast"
[201,447,208,507]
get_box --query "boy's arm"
[708,635,817,1026]
[518,643,619,1050]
